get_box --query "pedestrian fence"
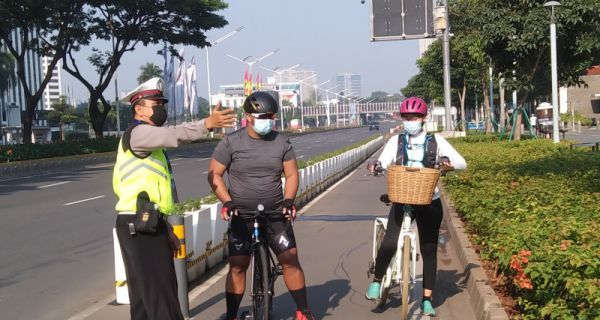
[113,136,384,305]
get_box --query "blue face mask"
[252,119,274,135]
[403,120,423,136]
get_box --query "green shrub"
[0,138,120,162]
[561,112,593,127]
[443,138,599,319]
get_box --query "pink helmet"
[400,97,428,115]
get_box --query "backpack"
[395,133,437,169]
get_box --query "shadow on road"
[190,279,351,320]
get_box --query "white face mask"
[252,119,274,135]
[403,120,423,135]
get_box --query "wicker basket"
[386,165,441,205]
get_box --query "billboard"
[370,0,436,41]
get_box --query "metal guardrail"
[570,141,600,151]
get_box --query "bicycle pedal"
[276,263,283,275]
[240,311,253,320]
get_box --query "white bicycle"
[367,164,453,319]
[368,203,418,317]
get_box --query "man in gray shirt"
[114,77,235,320]
[208,91,314,320]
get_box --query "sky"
[63,1,421,104]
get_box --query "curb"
[440,186,510,320]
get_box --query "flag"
[162,42,168,83]
[244,68,253,96]
[175,48,186,123]
[256,73,262,91]
[166,55,176,124]
[185,57,197,117]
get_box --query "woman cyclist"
[365,97,467,316]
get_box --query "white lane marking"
[85,163,114,169]
[188,266,229,317]
[314,140,321,143]
[202,171,208,174]
[297,155,305,159]
[197,157,211,162]
[37,181,71,189]
[170,157,183,162]
[65,294,115,320]
[63,195,106,206]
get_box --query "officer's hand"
[168,227,182,258]
[282,199,297,221]
[205,101,236,129]
[380,194,391,204]
[221,201,237,221]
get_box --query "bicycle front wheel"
[401,235,411,320]
[252,245,271,320]
[374,224,390,308]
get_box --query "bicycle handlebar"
[235,205,286,221]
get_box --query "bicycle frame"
[249,216,279,299]
[371,204,418,296]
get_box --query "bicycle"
[367,163,454,319]
[237,204,286,320]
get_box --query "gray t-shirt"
[212,129,296,211]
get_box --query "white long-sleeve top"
[378,131,467,200]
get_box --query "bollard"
[167,215,190,319]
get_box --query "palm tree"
[0,52,17,124]
[137,63,163,84]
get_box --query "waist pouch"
[134,192,162,233]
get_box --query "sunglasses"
[250,113,275,120]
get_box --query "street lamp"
[205,27,244,115]
[544,1,561,143]
[225,49,280,78]
[313,80,330,126]
[297,74,317,129]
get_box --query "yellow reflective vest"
[113,139,175,214]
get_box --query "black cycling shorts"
[228,215,297,257]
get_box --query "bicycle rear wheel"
[373,225,390,308]
[252,245,271,320]
[401,235,411,319]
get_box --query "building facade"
[1,28,47,144]
[335,73,362,98]
[561,66,600,124]
[42,55,62,109]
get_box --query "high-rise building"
[335,73,362,98]
[42,55,62,109]
[419,38,436,58]
[0,28,47,144]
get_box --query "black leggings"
[374,198,443,291]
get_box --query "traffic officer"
[113,77,235,320]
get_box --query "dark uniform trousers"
[116,215,184,320]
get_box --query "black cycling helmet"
[243,91,279,114]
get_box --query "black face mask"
[150,106,167,126]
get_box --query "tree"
[403,0,600,137]
[137,62,162,84]
[0,1,88,144]
[0,51,17,122]
[452,0,600,138]
[48,96,78,141]
[63,0,228,140]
